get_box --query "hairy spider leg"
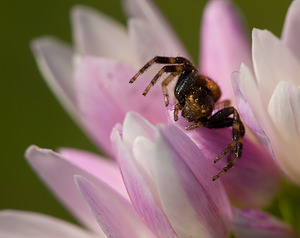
[162,72,180,106]
[214,100,231,110]
[129,56,193,83]
[212,154,241,181]
[174,103,183,121]
[185,122,203,130]
[143,64,197,96]
[200,106,245,180]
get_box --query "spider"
[129,56,245,181]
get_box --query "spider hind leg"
[202,106,245,181]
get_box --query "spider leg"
[174,102,182,121]
[214,100,230,110]
[212,155,240,181]
[129,56,193,83]
[162,72,180,106]
[202,106,245,180]
[185,122,203,130]
[143,64,196,96]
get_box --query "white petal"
[132,136,156,180]
[31,37,80,123]
[0,210,100,238]
[282,0,300,60]
[252,29,300,106]
[233,64,278,152]
[122,111,156,148]
[71,5,135,66]
[268,81,300,184]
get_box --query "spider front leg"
[202,106,245,181]
[129,56,193,83]
[162,72,180,106]
[142,65,181,96]
[174,102,182,121]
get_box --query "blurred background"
[1,0,293,227]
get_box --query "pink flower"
[3,112,294,237]
[31,0,280,207]
[2,0,297,237]
[232,0,300,185]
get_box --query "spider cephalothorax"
[129,56,245,181]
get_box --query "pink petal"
[75,176,155,238]
[0,210,99,238]
[166,109,280,207]
[252,28,300,107]
[154,124,231,238]
[200,0,251,105]
[282,0,300,61]
[74,57,167,155]
[128,18,180,67]
[231,208,298,238]
[123,0,189,62]
[58,148,128,199]
[111,126,177,238]
[71,6,136,66]
[25,145,127,234]
[31,37,80,123]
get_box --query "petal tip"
[24,144,40,160]
[204,0,236,19]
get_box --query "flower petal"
[25,145,127,234]
[31,37,79,123]
[75,176,155,238]
[154,124,231,238]
[71,5,136,66]
[58,148,128,199]
[268,81,300,184]
[0,210,99,238]
[231,208,298,238]
[74,57,167,155]
[111,124,177,238]
[200,0,251,105]
[122,111,156,148]
[282,0,300,60]
[232,68,275,156]
[123,0,189,61]
[128,19,177,67]
[166,109,280,207]
[252,28,300,106]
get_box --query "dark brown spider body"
[129,56,245,181]
[174,71,220,122]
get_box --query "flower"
[2,112,297,237]
[232,0,300,185]
[31,0,280,207]
[3,0,298,237]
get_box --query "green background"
[1,0,293,227]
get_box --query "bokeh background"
[1,0,293,227]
